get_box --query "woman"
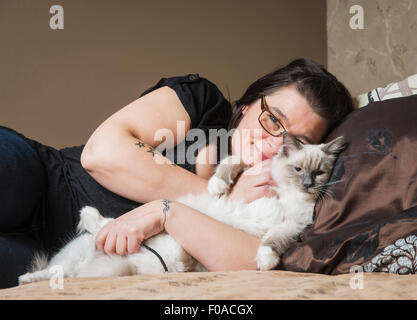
[0,59,354,288]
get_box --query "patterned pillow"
[355,73,417,108]
[279,94,417,275]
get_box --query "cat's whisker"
[322,188,335,199]
[316,187,335,202]
[324,179,345,187]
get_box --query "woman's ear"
[241,105,249,115]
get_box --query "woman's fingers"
[229,159,277,203]
[104,230,117,255]
[127,234,140,254]
[243,186,277,203]
[244,164,275,188]
[95,218,143,255]
[94,201,170,256]
[245,159,272,175]
[116,234,128,255]
[95,222,112,252]
[252,172,273,187]
[258,185,278,198]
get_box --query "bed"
[0,270,416,300]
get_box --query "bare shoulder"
[106,86,192,145]
[83,86,192,157]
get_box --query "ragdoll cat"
[18,133,344,284]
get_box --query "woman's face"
[230,85,328,166]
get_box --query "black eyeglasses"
[258,96,308,144]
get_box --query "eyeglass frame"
[258,95,308,145]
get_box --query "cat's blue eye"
[315,170,325,176]
[294,166,302,172]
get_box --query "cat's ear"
[322,136,345,156]
[282,132,302,157]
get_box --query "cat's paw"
[18,272,42,285]
[255,245,280,271]
[78,206,108,235]
[208,155,246,196]
[207,176,229,196]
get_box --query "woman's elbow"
[81,133,121,172]
[80,143,115,174]
[80,144,107,172]
[80,147,95,171]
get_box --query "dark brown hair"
[228,59,354,138]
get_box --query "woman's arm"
[80,86,209,203]
[165,201,261,271]
[85,84,269,270]
[95,199,261,271]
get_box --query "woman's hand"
[95,199,172,255]
[228,159,278,203]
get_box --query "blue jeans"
[0,126,46,288]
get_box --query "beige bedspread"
[0,270,416,300]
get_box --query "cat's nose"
[302,176,313,189]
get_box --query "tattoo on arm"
[161,200,171,227]
[147,147,156,157]
[135,141,146,148]
[135,140,177,166]
[135,140,157,157]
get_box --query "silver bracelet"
[161,199,171,228]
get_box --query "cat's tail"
[27,252,49,273]
[77,206,107,235]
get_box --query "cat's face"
[271,132,344,199]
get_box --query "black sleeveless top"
[23,74,232,249]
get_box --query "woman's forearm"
[165,201,261,271]
[82,131,209,204]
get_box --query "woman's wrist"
[159,199,176,231]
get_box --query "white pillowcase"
[355,73,417,108]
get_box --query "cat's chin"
[300,189,317,200]
[300,188,311,194]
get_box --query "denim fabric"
[0,126,46,288]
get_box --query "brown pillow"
[279,94,417,275]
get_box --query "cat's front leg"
[207,155,247,196]
[255,245,280,271]
[256,222,300,271]
[18,268,52,285]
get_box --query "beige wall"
[0,0,327,149]
[327,0,417,97]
